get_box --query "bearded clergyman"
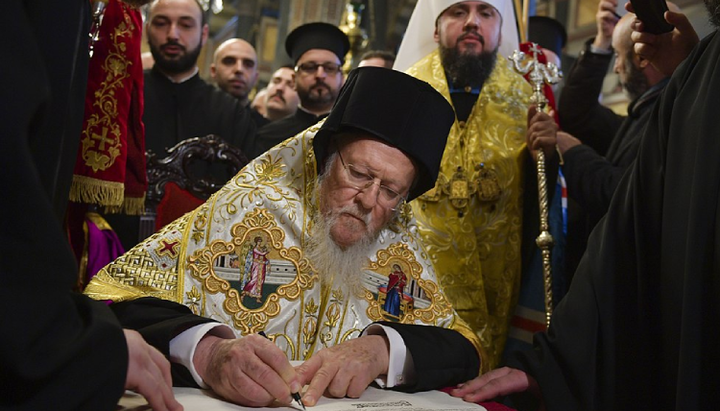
[394,0,559,369]
[85,67,483,408]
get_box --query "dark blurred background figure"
[1,1,180,410]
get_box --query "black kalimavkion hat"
[285,22,350,65]
[528,16,568,58]
[313,66,455,201]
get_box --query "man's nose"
[356,182,380,209]
[168,23,180,40]
[315,66,328,79]
[464,10,481,29]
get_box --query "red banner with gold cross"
[70,0,146,215]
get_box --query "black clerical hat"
[528,16,567,58]
[285,22,350,64]
[313,67,454,201]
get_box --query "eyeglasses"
[295,62,341,75]
[337,151,406,211]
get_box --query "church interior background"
[140,0,712,115]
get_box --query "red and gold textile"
[70,0,146,215]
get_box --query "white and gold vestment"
[85,127,482,364]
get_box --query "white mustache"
[334,204,372,228]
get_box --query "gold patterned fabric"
[85,126,482,366]
[406,49,532,369]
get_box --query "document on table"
[118,385,487,411]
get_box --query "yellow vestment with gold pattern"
[406,49,532,369]
[85,126,483,368]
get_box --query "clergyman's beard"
[622,53,650,101]
[306,176,378,294]
[440,42,498,89]
[705,0,720,28]
[297,81,336,111]
[149,40,202,75]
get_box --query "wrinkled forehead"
[273,67,295,80]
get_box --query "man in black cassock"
[142,0,255,157]
[557,3,672,278]
[108,0,256,250]
[250,22,349,159]
[448,4,720,411]
[1,1,180,410]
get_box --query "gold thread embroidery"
[187,209,312,334]
[364,242,453,323]
[186,286,201,315]
[80,16,135,172]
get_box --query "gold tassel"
[122,195,146,216]
[69,175,124,207]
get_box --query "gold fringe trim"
[105,194,146,215]
[70,175,124,207]
[123,194,146,215]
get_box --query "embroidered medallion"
[187,209,313,334]
[476,163,502,202]
[363,243,452,323]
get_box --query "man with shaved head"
[211,38,259,108]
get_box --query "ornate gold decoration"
[508,44,563,327]
[191,203,209,244]
[420,164,501,212]
[222,153,303,234]
[186,286,202,315]
[318,288,345,349]
[339,1,369,73]
[187,209,313,334]
[476,163,502,202]
[364,243,452,323]
[81,12,135,172]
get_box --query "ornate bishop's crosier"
[508,43,562,327]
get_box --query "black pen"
[258,331,307,410]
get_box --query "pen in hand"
[258,331,307,410]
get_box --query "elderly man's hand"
[193,334,300,407]
[449,367,541,405]
[295,335,390,406]
[628,4,699,76]
[124,329,183,411]
[526,105,558,161]
[593,0,620,50]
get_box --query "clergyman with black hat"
[250,22,350,159]
[84,67,483,407]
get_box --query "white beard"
[306,177,379,296]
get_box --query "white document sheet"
[118,386,487,411]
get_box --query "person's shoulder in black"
[251,109,324,159]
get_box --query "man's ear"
[210,64,217,78]
[434,26,440,43]
[636,53,649,69]
[201,23,209,46]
